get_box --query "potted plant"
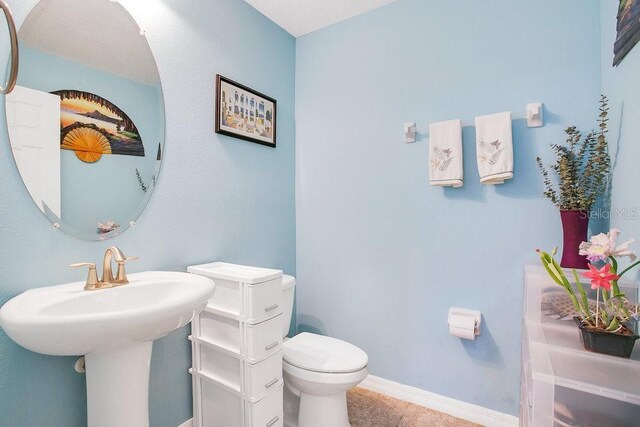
[536,95,611,268]
[537,229,640,358]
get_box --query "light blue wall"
[603,1,640,268]
[0,1,295,426]
[19,46,162,236]
[295,0,601,415]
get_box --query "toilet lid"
[283,332,368,374]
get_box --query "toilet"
[281,275,368,427]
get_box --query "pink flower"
[582,263,619,291]
[578,229,636,262]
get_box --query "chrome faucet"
[70,247,137,291]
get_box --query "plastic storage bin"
[193,308,283,363]
[188,262,284,427]
[191,369,283,427]
[190,335,283,402]
[188,262,283,323]
[521,265,640,427]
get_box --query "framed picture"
[215,74,277,148]
[613,0,640,66]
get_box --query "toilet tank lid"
[187,262,282,284]
[283,332,368,374]
[283,275,295,290]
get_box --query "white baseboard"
[177,419,193,427]
[359,375,519,427]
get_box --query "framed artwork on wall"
[215,74,277,148]
[613,0,640,66]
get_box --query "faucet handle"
[69,262,103,291]
[113,255,138,285]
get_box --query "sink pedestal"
[85,342,153,427]
[0,271,216,427]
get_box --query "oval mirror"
[5,0,164,240]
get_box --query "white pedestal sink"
[0,271,215,427]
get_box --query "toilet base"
[282,334,368,427]
[298,391,350,427]
[284,386,352,427]
[283,383,300,427]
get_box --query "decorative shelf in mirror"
[4,0,165,241]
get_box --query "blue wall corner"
[295,0,602,416]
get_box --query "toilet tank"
[282,275,296,337]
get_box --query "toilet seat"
[283,332,368,374]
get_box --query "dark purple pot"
[573,317,639,358]
[560,210,589,269]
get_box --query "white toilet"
[281,275,368,427]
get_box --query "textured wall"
[295,0,601,415]
[0,0,295,426]
[603,1,640,263]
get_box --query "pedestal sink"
[0,271,215,427]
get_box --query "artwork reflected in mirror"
[54,90,145,163]
[4,0,164,240]
[614,0,640,66]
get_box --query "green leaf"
[573,270,593,322]
[551,258,571,288]
[606,317,620,332]
[537,250,566,287]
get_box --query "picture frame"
[215,74,277,148]
[613,0,640,66]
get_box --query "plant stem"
[617,258,640,278]
[596,289,600,328]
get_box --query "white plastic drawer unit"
[188,262,284,324]
[191,369,283,427]
[190,336,283,402]
[521,265,640,427]
[193,309,283,363]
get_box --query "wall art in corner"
[613,0,640,66]
[215,74,277,148]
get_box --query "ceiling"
[20,0,159,86]
[244,0,400,37]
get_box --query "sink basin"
[0,271,215,427]
[0,271,214,355]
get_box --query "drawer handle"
[265,378,279,388]
[264,304,279,312]
[265,341,279,351]
[266,416,280,427]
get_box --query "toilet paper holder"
[448,307,482,339]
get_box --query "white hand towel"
[475,112,513,185]
[429,119,463,188]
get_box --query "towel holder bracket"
[526,102,544,128]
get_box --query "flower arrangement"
[536,95,611,211]
[97,220,120,234]
[537,229,640,334]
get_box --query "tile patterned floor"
[347,387,482,427]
